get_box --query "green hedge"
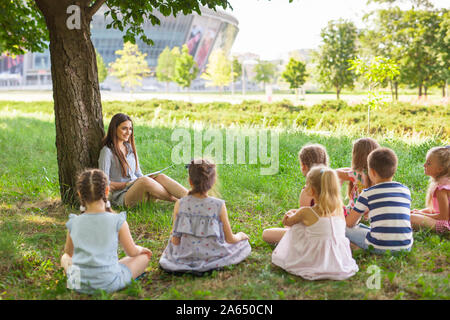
[0,99,448,138]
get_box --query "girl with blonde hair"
[411,146,450,233]
[262,144,329,244]
[270,165,358,280]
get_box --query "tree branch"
[87,0,106,19]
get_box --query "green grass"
[0,100,449,300]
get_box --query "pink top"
[431,177,450,219]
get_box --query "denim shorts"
[345,224,411,255]
[109,180,137,206]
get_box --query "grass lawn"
[0,100,449,300]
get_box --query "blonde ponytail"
[306,165,344,217]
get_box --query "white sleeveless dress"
[272,207,358,280]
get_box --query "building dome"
[0,5,239,87]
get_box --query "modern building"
[0,5,239,88]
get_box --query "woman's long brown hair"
[102,113,138,177]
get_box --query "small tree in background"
[201,49,232,92]
[349,56,400,134]
[232,57,242,80]
[314,19,358,99]
[156,46,179,92]
[281,58,308,101]
[109,42,150,92]
[254,60,277,91]
[174,44,199,91]
[96,50,108,84]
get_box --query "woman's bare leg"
[153,174,188,199]
[262,228,288,244]
[124,177,174,207]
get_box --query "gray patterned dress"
[159,195,251,273]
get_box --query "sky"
[225,0,449,60]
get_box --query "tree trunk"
[394,81,398,101]
[418,84,422,97]
[389,80,393,101]
[336,87,341,100]
[424,86,428,97]
[36,0,105,204]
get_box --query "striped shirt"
[353,182,413,251]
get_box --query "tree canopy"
[109,42,150,91]
[254,60,277,89]
[360,2,449,97]
[96,50,108,83]
[156,47,178,86]
[201,49,232,91]
[173,44,199,89]
[281,58,308,90]
[314,19,358,99]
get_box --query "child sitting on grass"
[410,146,449,233]
[262,143,329,244]
[345,148,413,254]
[60,169,152,294]
[271,165,358,280]
[336,137,380,216]
[159,159,251,275]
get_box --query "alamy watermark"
[366,264,381,290]
[171,128,279,175]
[66,5,81,30]
[66,264,81,290]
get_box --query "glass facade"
[0,5,238,87]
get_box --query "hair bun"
[188,158,216,195]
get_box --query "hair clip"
[105,200,111,208]
[79,205,86,212]
[320,168,325,174]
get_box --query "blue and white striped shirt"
[353,182,413,251]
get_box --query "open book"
[144,164,176,177]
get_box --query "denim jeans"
[345,224,394,255]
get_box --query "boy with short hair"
[345,147,413,254]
